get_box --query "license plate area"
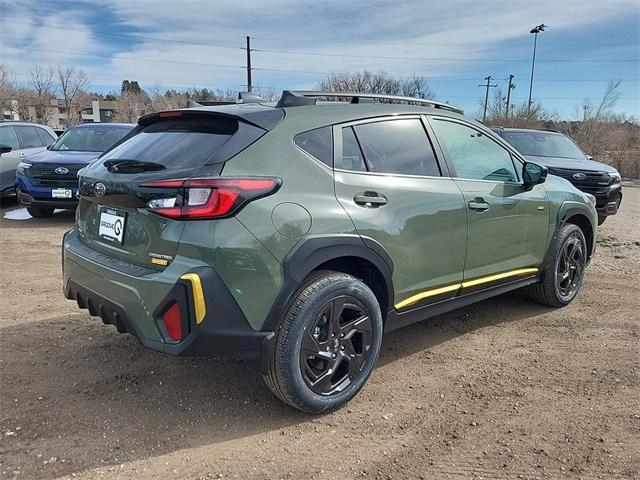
[52,188,73,199]
[98,207,127,244]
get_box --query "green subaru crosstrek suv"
[63,91,597,413]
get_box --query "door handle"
[468,200,490,211]
[354,192,387,208]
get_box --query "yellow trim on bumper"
[394,267,539,311]
[180,273,206,324]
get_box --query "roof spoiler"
[275,90,463,114]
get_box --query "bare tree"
[113,89,149,122]
[0,64,14,115]
[568,80,623,157]
[56,66,90,127]
[317,71,433,99]
[29,66,55,124]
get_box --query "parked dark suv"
[492,127,622,225]
[63,91,598,413]
[16,122,133,217]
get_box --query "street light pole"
[527,23,547,114]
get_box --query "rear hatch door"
[77,110,276,268]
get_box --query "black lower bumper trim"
[19,192,78,209]
[64,267,275,371]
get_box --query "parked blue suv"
[16,123,134,217]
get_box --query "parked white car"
[0,121,57,195]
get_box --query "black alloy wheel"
[300,296,373,396]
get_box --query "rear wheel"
[27,207,54,218]
[264,271,383,414]
[527,223,587,307]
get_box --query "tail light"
[139,177,281,220]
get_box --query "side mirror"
[0,144,12,154]
[523,162,547,188]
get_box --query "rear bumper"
[63,228,274,366]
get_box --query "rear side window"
[16,126,43,148]
[339,127,367,171]
[294,126,332,167]
[36,127,56,146]
[100,117,239,169]
[354,119,441,176]
[0,126,20,149]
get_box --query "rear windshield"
[51,126,131,152]
[503,131,586,159]
[100,117,238,169]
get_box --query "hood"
[24,149,100,165]
[525,155,618,173]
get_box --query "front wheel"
[527,223,587,307]
[27,207,54,218]
[264,271,383,414]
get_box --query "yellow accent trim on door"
[394,267,540,311]
[180,273,206,324]
[394,283,462,310]
[460,268,539,288]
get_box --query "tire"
[526,223,588,307]
[264,271,383,414]
[597,215,607,226]
[27,207,54,218]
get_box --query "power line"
[252,48,637,63]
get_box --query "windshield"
[502,131,586,159]
[51,126,131,152]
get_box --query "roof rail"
[275,90,463,114]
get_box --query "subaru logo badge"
[54,167,69,175]
[573,173,587,181]
[94,182,106,198]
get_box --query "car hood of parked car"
[524,155,618,173]
[25,149,100,165]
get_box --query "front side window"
[51,126,131,152]
[0,126,20,149]
[16,126,43,148]
[354,119,440,176]
[432,120,518,182]
[294,126,332,167]
[36,128,56,146]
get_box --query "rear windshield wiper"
[104,159,166,173]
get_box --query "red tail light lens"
[162,302,183,342]
[140,177,281,220]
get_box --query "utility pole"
[505,74,515,119]
[479,75,497,123]
[528,24,547,114]
[246,36,252,93]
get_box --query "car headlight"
[608,172,622,185]
[16,162,32,175]
[585,193,597,208]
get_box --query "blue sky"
[1,0,638,118]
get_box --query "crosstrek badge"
[98,209,126,244]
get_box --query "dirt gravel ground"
[1,186,638,480]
